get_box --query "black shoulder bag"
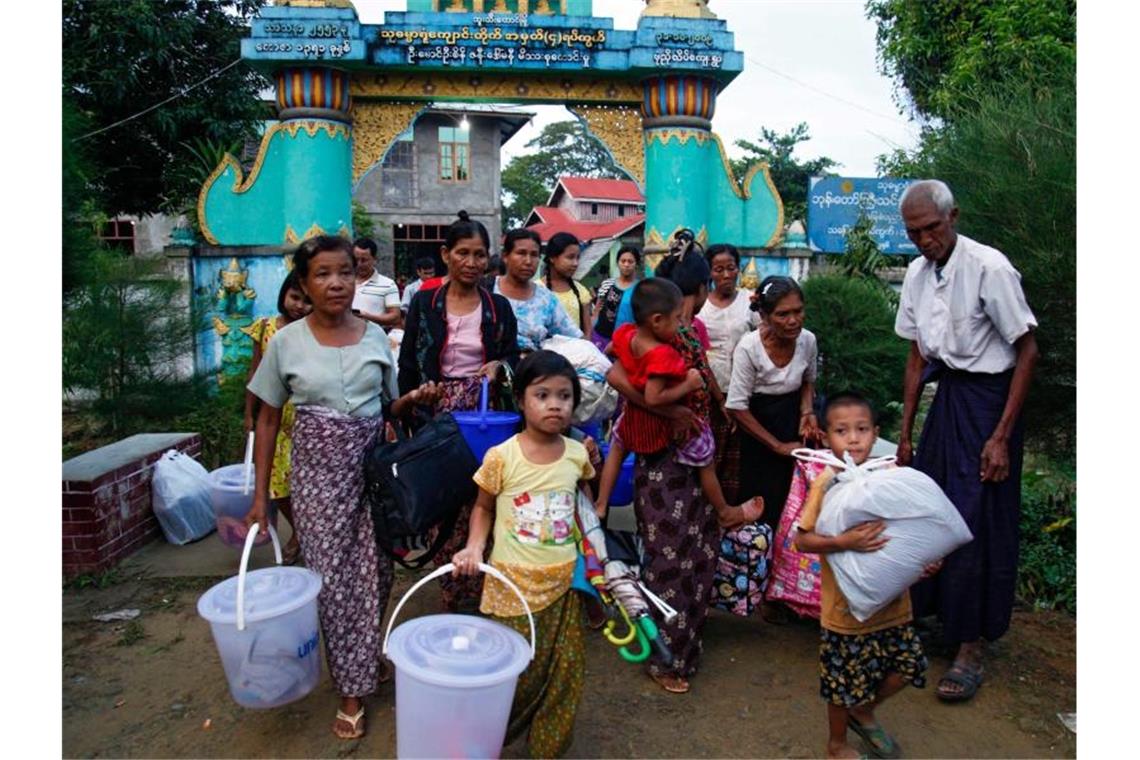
[364,411,478,568]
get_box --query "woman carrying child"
[452,351,595,758]
[603,241,754,694]
[796,391,937,759]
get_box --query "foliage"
[834,211,904,307]
[500,120,624,230]
[171,369,251,471]
[866,0,1076,122]
[878,68,1075,457]
[63,101,106,294]
[729,123,839,224]
[63,250,201,434]
[1017,456,1076,612]
[167,136,244,231]
[62,0,269,217]
[802,273,909,431]
[352,200,377,240]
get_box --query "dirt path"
[63,570,1075,758]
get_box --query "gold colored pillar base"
[641,0,716,20]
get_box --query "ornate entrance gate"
[193,0,784,377]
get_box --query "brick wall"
[62,433,202,579]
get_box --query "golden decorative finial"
[740,257,760,291]
[641,0,716,19]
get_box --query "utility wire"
[745,54,907,124]
[72,59,245,143]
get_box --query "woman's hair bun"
[457,210,470,222]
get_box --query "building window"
[439,126,470,182]
[591,203,599,215]
[99,218,135,253]
[618,205,626,217]
[381,128,417,207]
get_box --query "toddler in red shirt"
[597,277,763,528]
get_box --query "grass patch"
[147,632,184,655]
[115,620,146,647]
[65,567,126,591]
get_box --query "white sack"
[151,449,216,545]
[540,334,619,425]
[804,451,973,622]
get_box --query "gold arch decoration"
[568,104,645,188]
[351,101,424,185]
[350,72,643,106]
[645,128,713,148]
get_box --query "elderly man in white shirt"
[352,237,402,330]
[894,180,1039,704]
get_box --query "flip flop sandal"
[936,663,984,703]
[333,708,365,740]
[847,717,902,759]
[649,670,690,694]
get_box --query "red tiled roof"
[555,177,645,203]
[525,206,645,243]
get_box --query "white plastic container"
[197,525,323,709]
[384,564,535,759]
[208,463,276,548]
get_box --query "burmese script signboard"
[806,176,918,254]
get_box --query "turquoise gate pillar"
[198,66,354,246]
[641,74,719,269]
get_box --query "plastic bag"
[801,450,973,622]
[151,449,216,545]
[540,334,619,425]
[765,452,828,618]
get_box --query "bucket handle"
[479,375,490,422]
[382,563,536,660]
[236,522,283,632]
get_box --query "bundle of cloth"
[540,335,619,426]
[795,449,974,622]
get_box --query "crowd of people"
[241,179,1038,758]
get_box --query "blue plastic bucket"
[452,377,520,464]
[599,441,636,506]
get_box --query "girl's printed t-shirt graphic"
[473,435,596,616]
[512,489,575,546]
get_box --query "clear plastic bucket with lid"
[208,463,277,548]
[197,525,323,709]
[384,563,535,759]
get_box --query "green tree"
[886,71,1075,456]
[803,274,909,432]
[63,251,201,434]
[63,0,269,217]
[729,123,839,224]
[501,120,624,230]
[865,0,1076,121]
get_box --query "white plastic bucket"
[384,563,535,759]
[208,463,278,548]
[197,525,323,709]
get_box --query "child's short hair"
[414,255,436,272]
[513,350,581,409]
[821,391,877,428]
[630,277,683,326]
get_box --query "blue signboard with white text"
[806,176,918,254]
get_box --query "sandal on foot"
[847,717,902,759]
[936,663,983,702]
[378,658,394,684]
[333,708,365,740]
[649,671,690,694]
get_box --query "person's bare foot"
[826,740,863,759]
[716,497,765,529]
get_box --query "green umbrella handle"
[618,619,652,663]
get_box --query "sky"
[352,0,922,176]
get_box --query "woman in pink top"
[399,210,520,611]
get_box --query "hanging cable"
[72,59,245,143]
[746,55,907,124]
